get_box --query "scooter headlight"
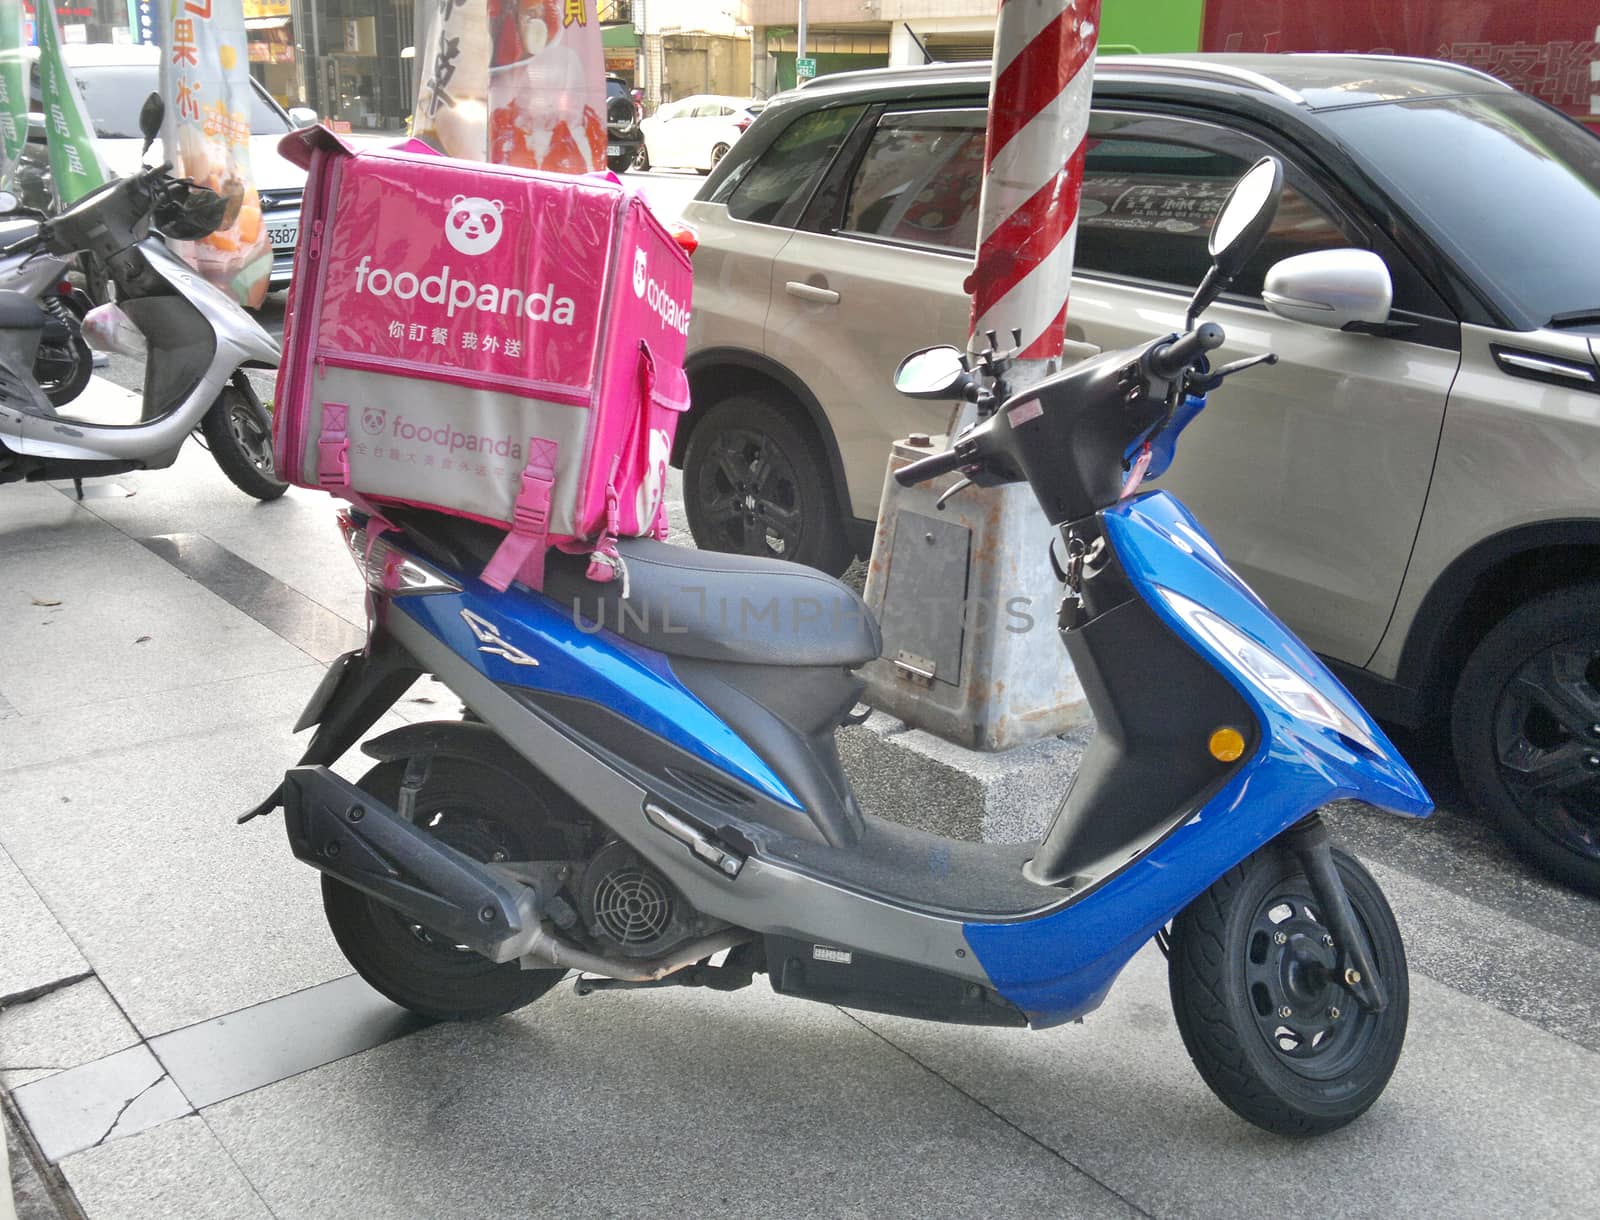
[1156,587,1380,754]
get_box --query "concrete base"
[839,711,1094,844]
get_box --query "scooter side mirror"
[0,191,17,215]
[1186,157,1284,328]
[287,106,319,130]
[894,345,970,399]
[139,92,165,155]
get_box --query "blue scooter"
[247,159,1431,1136]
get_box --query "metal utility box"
[859,435,1092,751]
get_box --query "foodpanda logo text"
[354,255,577,324]
[632,249,690,336]
[389,415,524,460]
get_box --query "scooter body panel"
[961,491,1430,1025]
[394,577,803,809]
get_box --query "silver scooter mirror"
[139,92,164,156]
[1186,156,1283,328]
[0,191,17,215]
[894,345,968,399]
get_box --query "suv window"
[841,108,986,253]
[720,104,866,228]
[1076,131,1348,296]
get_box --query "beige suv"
[676,55,1600,894]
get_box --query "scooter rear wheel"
[322,758,569,1021]
[1167,843,1407,1137]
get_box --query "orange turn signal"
[1209,727,1246,762]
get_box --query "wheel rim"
[710,142,729,167]
[34,341,84,395]
[1242,882,1380,1081]
[228,400,276,474]
[694,424,804,559]
[1491,637,1600,860]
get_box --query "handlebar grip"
[1147,322,1225,380]
[894,447,965,487]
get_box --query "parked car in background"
[638,94,762,172]
[678,54,1600,894]
[605,75,644,173]
[18,43,315,298]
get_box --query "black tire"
[201,385,288,501]
[607,153,634,173]
[35,329,93,407]
[322,757,569,1022]
[683,393,854,576]
[706,142,730,172]
[635,144,651,172]
[1452,584,1600,894]
[1168,843,1408,1137]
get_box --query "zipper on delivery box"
[307,219,324,261]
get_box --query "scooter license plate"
[267,223,298,250]
[606,144,622,156]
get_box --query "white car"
[19,43,317,294]
[638,95,762,174]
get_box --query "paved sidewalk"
[4,439,1600,1218]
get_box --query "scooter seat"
[0,290,47,330]
[546,538,881,668]
[385,507,882,668]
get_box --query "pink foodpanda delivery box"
[272,126,693,591]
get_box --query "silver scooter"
[0,95,285,500]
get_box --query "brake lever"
[935,477,973,511]
[1187,352,1278,394]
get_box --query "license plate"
[606,144,622,156]
[267,224,298,250]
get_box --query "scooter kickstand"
[72,477,84,501]
[1284,815,1387,1013]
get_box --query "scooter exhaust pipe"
[281,766,752,980]
[282,765,542,963]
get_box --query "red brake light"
[668,221,699,257]
[57,281,73,296]
[735,116,752,132]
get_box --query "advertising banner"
[158,0,272,307]
[0,1,25,189]
[36,1,110,206]
[413,0,492,159]
[1201,1,1600,124]
[413,0,606,172]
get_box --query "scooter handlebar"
[1147,323,1225,381]
[894,446,966,487]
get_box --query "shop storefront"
[244,0,297,107]
[22,2,139,47]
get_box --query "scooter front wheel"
[1168,843,1408,1137]
[202,385,288,501]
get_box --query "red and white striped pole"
[968,0,1101,372]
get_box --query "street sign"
[795,56,817,81]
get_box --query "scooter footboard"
[281,764,540,963]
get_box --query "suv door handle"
[785,281,840,305]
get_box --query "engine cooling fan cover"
[579,840,692,958]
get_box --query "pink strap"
[482,437,559,592]
[317,401,350,493]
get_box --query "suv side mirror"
[1187,157,1284,327]
[287,106,318,129]
[1262,249,1393,331]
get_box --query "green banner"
[0,1,27,189]
[37,2,110,205]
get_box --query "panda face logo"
[445,196,505,256]
[361,407,386,435]
[632,248,648,297]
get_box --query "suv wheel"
[683,395,854,576]
[1452,583,1600,894]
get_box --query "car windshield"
[1323,92,1600,330]
[34,66,289,140]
